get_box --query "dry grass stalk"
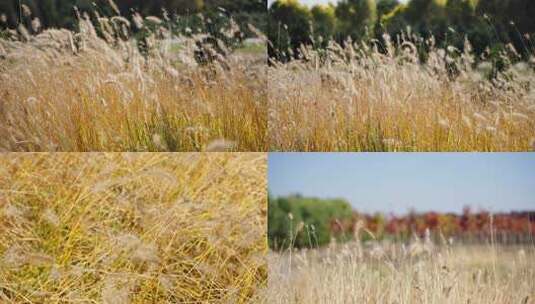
[269,37,535,151]
[0,9,267,152]
[266,239,535,304]
[0,153,267,303]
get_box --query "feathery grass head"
[269,33,535,151]
[0,153,267,303]
[0,6,268,152]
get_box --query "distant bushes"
[268,195,354,249]
[268,0,535,60]
[0,0,266,37]
[269,195,535,249]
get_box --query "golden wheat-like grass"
[269,40,535,152]
[0,16,267,152]
[0,153,267,303]
[267,240,535,304]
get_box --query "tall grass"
[0,153,267,303]
[269,36,535,151]
[267,236,535,303]
[0,8,267,152]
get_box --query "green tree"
[374,0,399,42]
[121,0,203,15]
[476,0,535,55]
[166,0,204,14]
[335,0,377,41]
[268,0,312,60]
[310,4,336,45]
[377,0,399,17]
[405,0,447,36]
[1,0,266,30]
[443,0,477,51]
[268,195,354,249]
[381,3,408,36]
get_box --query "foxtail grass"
[0,9,267,152]
[0,153,267,303]
[269,36,535,151]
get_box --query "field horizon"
[267,153,535,303]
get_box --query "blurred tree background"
[269,194,535,250]
[0,0,266,36]
[268,0,535,60]
[268,194,354,249]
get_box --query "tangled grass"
[267,237,535,303]
[0,10,267,152]
[269,36,535,151]
[0,153,267,303]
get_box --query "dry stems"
[267,238,535,303]
[0,11,267,152]
[269,37,535,151]
[0,153,267,303]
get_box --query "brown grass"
[0,153,267,303]
[0,14,267,152]
[269,38,535,151]
[267,239,535,303]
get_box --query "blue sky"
[269,153,535,215]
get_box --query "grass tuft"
[0,153,267,303]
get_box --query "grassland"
[269,37,535,151]
[0,153,267,303]
[267,239,535,304]
[0,13,267,152]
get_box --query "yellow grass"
[267,240,535,303]
[269,39,535,152]
[0,17,267,152]
[0,153,267,303]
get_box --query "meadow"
[268,36,535,151]
[267,195,535,303]
[0,6,267,152]
[267,240,535,304]
[0,153,267,303]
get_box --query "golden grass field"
[269,38,535,152]
[0,153,267,303]
[267,239,535,304]
[0,14,267,152]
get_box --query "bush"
[268,195,354,249]
[267,0,312,60]
[269,0,535,60]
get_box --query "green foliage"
[0,0,93,29]
[381,4,408,35]
[336,0,377,40]
[268,195,354,249]
[310,4,336,45]
[403,0,448,39]
[0,0,266,36]
[377,0,399,16]
[269,0,535,60]
[267,0,312,60]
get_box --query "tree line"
[0,0,266,33]
[269,194,535,249]
[268,0,535,60]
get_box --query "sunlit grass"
[269,38,535,152]
[0,153,267,303]
[0,13,267,152]
[267,240,535,303]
